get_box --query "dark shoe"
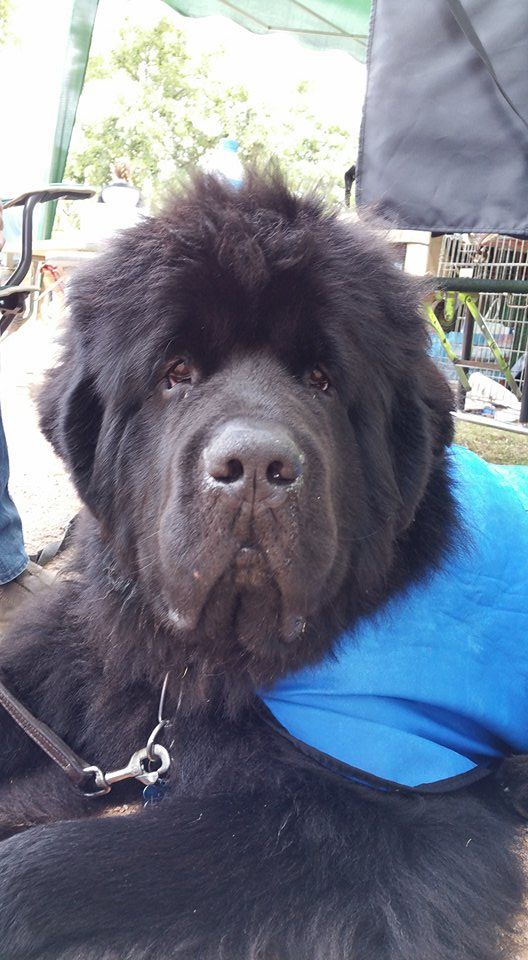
[30,515,78,567]
[0,560,54,633]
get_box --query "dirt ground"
[0,313,79,557]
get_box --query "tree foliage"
[0,0,13,44]
[66,18,353,206]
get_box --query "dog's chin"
[233,546,270,588]
[164,547,310,658]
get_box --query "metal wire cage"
[431,234,528,400]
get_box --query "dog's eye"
[164,360,193,388]
[308,366,331,392]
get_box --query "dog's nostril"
[205,450,244,484]
[266,460,298,486]
[226,459,244,482]
[218,459,244,483]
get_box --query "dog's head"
[40,171,454,687]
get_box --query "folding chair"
[0,185,94,336]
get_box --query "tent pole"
[43,0,100,239]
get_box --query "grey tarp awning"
[356,0,528,234]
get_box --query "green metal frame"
[43,0,100,239]
[426,282,528,410]
[425,303,470,391]
[461,293,521,400]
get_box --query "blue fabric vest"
[260,446,528,792]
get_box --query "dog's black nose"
[204,422,302,501]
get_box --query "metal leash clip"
[146,671,171,762]
[82,744,170,797]
[82,673,172,798]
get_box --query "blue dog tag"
[143,779,168,805]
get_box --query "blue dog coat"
[260,446,528,792]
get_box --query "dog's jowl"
[0,172,527,960]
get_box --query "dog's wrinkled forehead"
[67,171,425,406]
[149,182,353,377]
[157,215,330,376]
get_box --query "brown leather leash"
[0,674,171,797]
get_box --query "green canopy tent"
[164,0,370,55]
[43,0,370,236]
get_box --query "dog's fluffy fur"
[0,171,526,959]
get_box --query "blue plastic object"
[201,137,244,189]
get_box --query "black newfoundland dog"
[0,171,526,960]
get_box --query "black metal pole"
[432,276,528,295]
[457,302,474,411]
[7,194,40,289]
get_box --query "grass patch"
[454,421,528,465]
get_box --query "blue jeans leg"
[0,401,28,585]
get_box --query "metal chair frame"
[0,185,94,334]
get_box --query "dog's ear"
[372,265,455,533]
[391,356,455,533]
[38,226,152,525]
[418,355,455,455]
[39,346,104,513]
